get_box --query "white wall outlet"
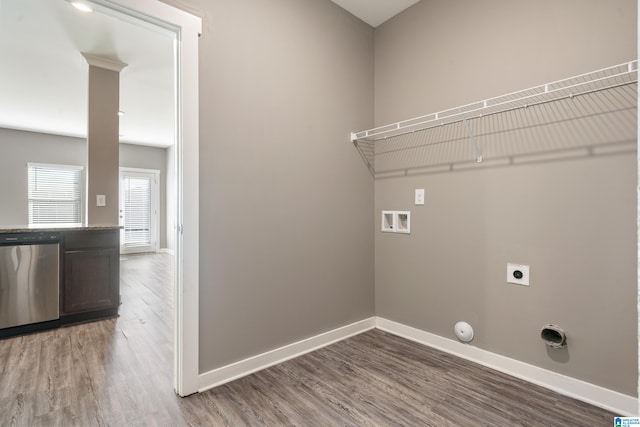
[415,189,425,205]
[507,263,529,286]
[96,194,106,207]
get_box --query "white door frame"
[119,167,160,254]
[91,0,201,396]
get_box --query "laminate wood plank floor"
[0,253,620,426]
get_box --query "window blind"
[28,164,83,225]
[122,176,151,247]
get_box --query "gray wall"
[0,128,87,226]
[0,128,168,249]
[160,0,375,372]
[374,0,637,396]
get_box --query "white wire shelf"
[350,60,638,175]
[352,60,637,142]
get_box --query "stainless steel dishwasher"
[0,232,60,330]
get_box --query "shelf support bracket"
[350,133,375,176]
[460,111,483,163]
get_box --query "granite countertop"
[0,225,123,233]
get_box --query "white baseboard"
[196,316,636,415]
[198,317,376,392]
[376,317,637,416]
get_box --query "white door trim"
[91,0,201,396]
[119,167,160,254]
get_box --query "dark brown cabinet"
[61,229,120,323]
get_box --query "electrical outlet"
[415,189,425,205]
[96,195,106,207]
[507,263,529,286]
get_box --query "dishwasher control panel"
[0,232,60,244]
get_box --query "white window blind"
[28,163,83,225]
[122,176,151,247]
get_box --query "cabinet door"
[63,248,119,314]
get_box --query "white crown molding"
[81,52,127,72]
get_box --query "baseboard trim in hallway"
[199,316,636,416]
[376,317,637,416]
[198,317,377,392]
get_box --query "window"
[28,163,83,226]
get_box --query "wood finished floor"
[0,253,619,426]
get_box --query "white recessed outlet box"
[382,211,395,232]
[381,211,411,234]
[415,189,425,205]
[507,263,529,286]
[396,211,410,233]
[96,194,106,207]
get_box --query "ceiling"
[0,0,175,147]
[0,0,418,148]
[331,0,420,27]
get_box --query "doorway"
[94,0,201,396]
[119,167,160,254]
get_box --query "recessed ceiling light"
[71,2,93,12]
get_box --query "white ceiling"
[0,0,175,147]
[331,0,421,27]
[0,1,418,148]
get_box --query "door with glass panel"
[119,168,159,254]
